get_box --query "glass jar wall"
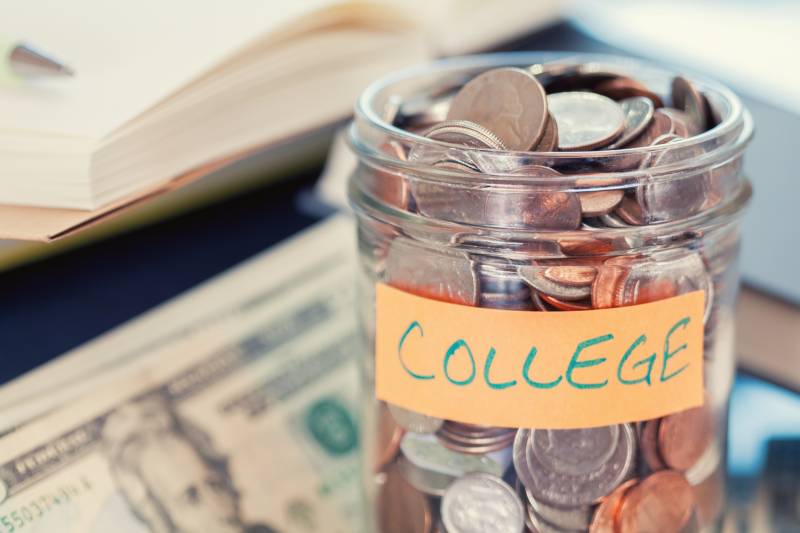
[349,53,752,533]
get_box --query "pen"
[2,37,73,78]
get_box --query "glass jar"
[349,53,752,533]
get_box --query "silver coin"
[637,139,709,223]
[385,237,479,306]
[526,505,580,533]
[396,454,456,497]
[400,432,506,479]
[547,92,625,150]
[609,96,655,148]
[447,67,548,151]
[423,120,506,150]
[524,424,637,507]
[517,265,592,301]
[526,490,593,531]
[598,212,633,228]
[512,430,537,492]
[387,403,443,434]
[442,472,525,533]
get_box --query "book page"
[0,0,343,138]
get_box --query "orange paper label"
[375,283,705,429]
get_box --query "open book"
[0,0,559,213]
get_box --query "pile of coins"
[364,60,744,533]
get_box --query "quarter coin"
[548,92,625,150]
[441,472,525,533]
[385,237,479,306]
[447,67,548,151]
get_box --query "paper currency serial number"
[0,477,93,533]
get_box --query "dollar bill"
[0,216,364,533]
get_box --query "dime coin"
[547,92,625,150]
[447,67,548,151]
[379,463,434,533]
[658,403,715,471]
[387,403,444,434]
[609,97,655,148]
[588,478,639,533]
[385,237,479,306]
[617,471,697,533]
[441,472,525,533]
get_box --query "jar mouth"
[349,52,752,186]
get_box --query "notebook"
[0,0,560,214]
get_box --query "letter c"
[398,321,434,380]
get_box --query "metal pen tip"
[10,42,75,78]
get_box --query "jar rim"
[350,52,751,184]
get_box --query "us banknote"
[0,216,364,533]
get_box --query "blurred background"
[0,1,797,531]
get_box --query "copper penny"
[376,403,405,473]
[589,478,639,533]
[658,107,696,137]
[615,276,678,307]
[579,190,624,217]
[617,471,697,533]
[659,404,715,471]
[640,418,667,472]
[594,76,664,108]
[592,263,629,309]
[447,67,548,150]
[558,235,616,256]
[543,265,597,287]
[509,165,582,230]
[626,109,676,148]
[533,113,559,151]
[519,265,593,301]
[378,464,434,533]
[538,293,593,311]
[615,195,646,225]
[609,97,656,149]
[671,76,708,135]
